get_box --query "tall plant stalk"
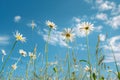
[33,45,37,80]
[45,28,51,79]
[95,36,100,79]
[86,32,92,80]
[8,56,22,80]
[0,41,17,75]
[110,45,120,80]
[66,41,71,80]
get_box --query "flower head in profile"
[11,63,17,70]
[62,28,75,42]
[84,65,91,72]
[19,49,27,57]
[1,49,6,56]
[31,20,37,30]
[14,31,26,42]
[79,22,94,35]
[1,49,6,62]
[29,52,36,60]
[46,20,56,29]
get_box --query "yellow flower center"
[49,24,53,28]
[66,33,71,38]
[16,35,22,40]
[21,52,24,55]
[85,26,89,30]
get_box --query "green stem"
[45,28,51,80]
[86,33,90,65]
[86,32,92,80]
[110,44,120,79]
[96,36,100,79]
[0,41,17,75]
[8,56,22,80]
[26,59,30,80]
[16,56,22,65]
[33,45,37,80]
[67,41,71,79]
[8,69,14,80]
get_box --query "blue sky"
[0,0,120,77]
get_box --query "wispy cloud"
[104,54,120,63]
[96,0,116,11]
[103,36,120,63]
[0,36,10,45]
[72,17,81,23]
[14,16,21,22]
[84,0,120,30]
[96,13,108,21]
[106,15,120,29]
[94,25,103,32]
[111,4,120,15]
[99,34,106,41]
[43,29,68,47]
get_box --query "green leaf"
[79,59,90,65]
[100,76,104,80]
[92,73,97,80]
[118,72,120,80]
[53,67,58,73]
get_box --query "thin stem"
[8,69,14,80]
[45,28,52,80]
[0,41,17,75]
[8,56,22,80]
[110,44,120,79]
[86,33,91,65]
[95,36,100,79]
[66,41,71,79]
[26,58,31,80]
[86,32,92,80]
[33,45,37,80]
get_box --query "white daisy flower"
[79,22,94,35]
[19,49,27,57]
[11,63,17,70]
[14,31,26,42]
[62,28,75,42]
[29,52,36,60]
[31,20,37,30]
[46,20,56,29]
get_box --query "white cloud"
[104,36,120,51]
[106,15,120,29]
[72,17,81,23]
[94,25,103,32]
[0,36,9,45]
[97,1,116,11]
[103,35,120,63]
[96,13,108,20]
[14,16,21,22]
[99,34,106,41]
[43,29,68,47]
[111,4,120,15]
[104,53,120,63]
